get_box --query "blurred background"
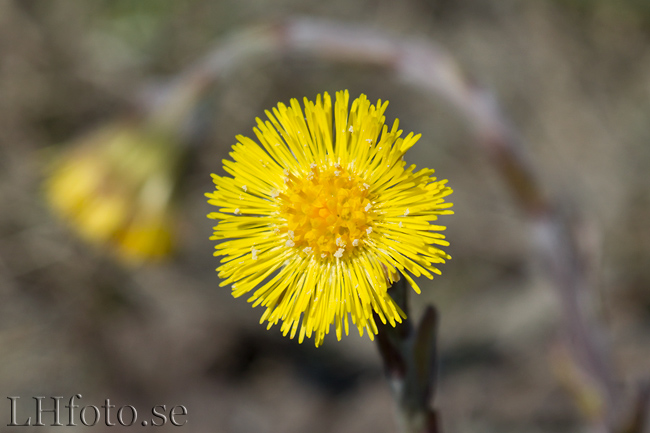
[1,0,650,432]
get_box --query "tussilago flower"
[44,122,180,265]
[207,90,453,346]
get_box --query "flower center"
[279,163,374,259]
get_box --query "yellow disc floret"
[280,163,373,260]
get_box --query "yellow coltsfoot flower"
[207,90,453,346]
[44,122,180,265]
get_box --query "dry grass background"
[1,0,650,432]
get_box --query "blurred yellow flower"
[207,90,453,346]
[44,122,179,265]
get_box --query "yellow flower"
[44,122,179,265]
[207,90,453,346]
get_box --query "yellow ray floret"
[207,90,453,346]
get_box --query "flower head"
[44,122,180,265]
[207,90,453,346]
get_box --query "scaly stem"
[376,279,441,433]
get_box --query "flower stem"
[375,278,441,433]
